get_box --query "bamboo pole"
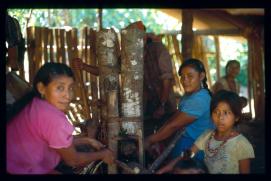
[34,27,42,76]
[87,28,100,139]
[54,29,61,63]
[43,27,49,63]
[48,29,54,62]
[60,29,66,64]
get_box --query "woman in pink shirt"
[7,62,115,174]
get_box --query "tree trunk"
[120,27,145,166]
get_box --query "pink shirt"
[7,97,74,174]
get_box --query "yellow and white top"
[195,129,255,174]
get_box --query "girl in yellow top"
[158,90,254,174]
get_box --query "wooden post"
[120,27,145,167]
[98,9,103,31]
[87,28,100,139]
[181,9,194,61]
[48,29,54,62]
[26,26,35,83]
[96,28,120,174]
[214,36,221,79]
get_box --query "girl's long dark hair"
[7,62,74,122]
[178,58,212,96]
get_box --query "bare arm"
[73,136,105,150]
[82,63,99,76]
[54,143,114,168]
[239,159,251,174]
[156,145,200,174]
[147,111,196,144]
[71,58,99,76]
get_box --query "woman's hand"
[71,58,84,70]
[88,138,106,150]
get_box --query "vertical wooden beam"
[214,36,221,79]
[87,28,100,139]
[96,28,121,174]
[60,29,66,64]
[26,26,35,84]
[98,9,103,31]
[120,27,145,167]
[48,29,54,62]
[181,9,194,61]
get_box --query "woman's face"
[38,75,75,112]
[212,101,237,135]
[179,66,204,94]
[227,63,240,78]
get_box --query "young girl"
[158,90,255,174]
[144,58,215,161]
[7,62,115,174]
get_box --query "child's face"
[179,66,204,94]
[38,75,75,112]
[212,102,237,134]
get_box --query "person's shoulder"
[32,97,64,116]
[195,89,211,99]
[235,134,253,145]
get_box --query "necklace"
[205,131,236,158]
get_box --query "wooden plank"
[48,29,54,62]
[26,26,35,84]
[43,27,49,63]
[194,29,241,36]
[54,29,61,62]
[34,27,43,76]
[214,36,221,79]
[88,28,100,139]
[60,29,66,64]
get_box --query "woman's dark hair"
[225,60,240,74]
[178,58,212,96]
[7,62,74,122]
[210,90,242,124]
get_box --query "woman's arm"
[54,143,114,168]
[239,159,251,174]
[73,136,105,150]
[156,145,199,174]
[146,111,196,145]
[83,63,99,76]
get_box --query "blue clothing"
[170,89,215,159]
